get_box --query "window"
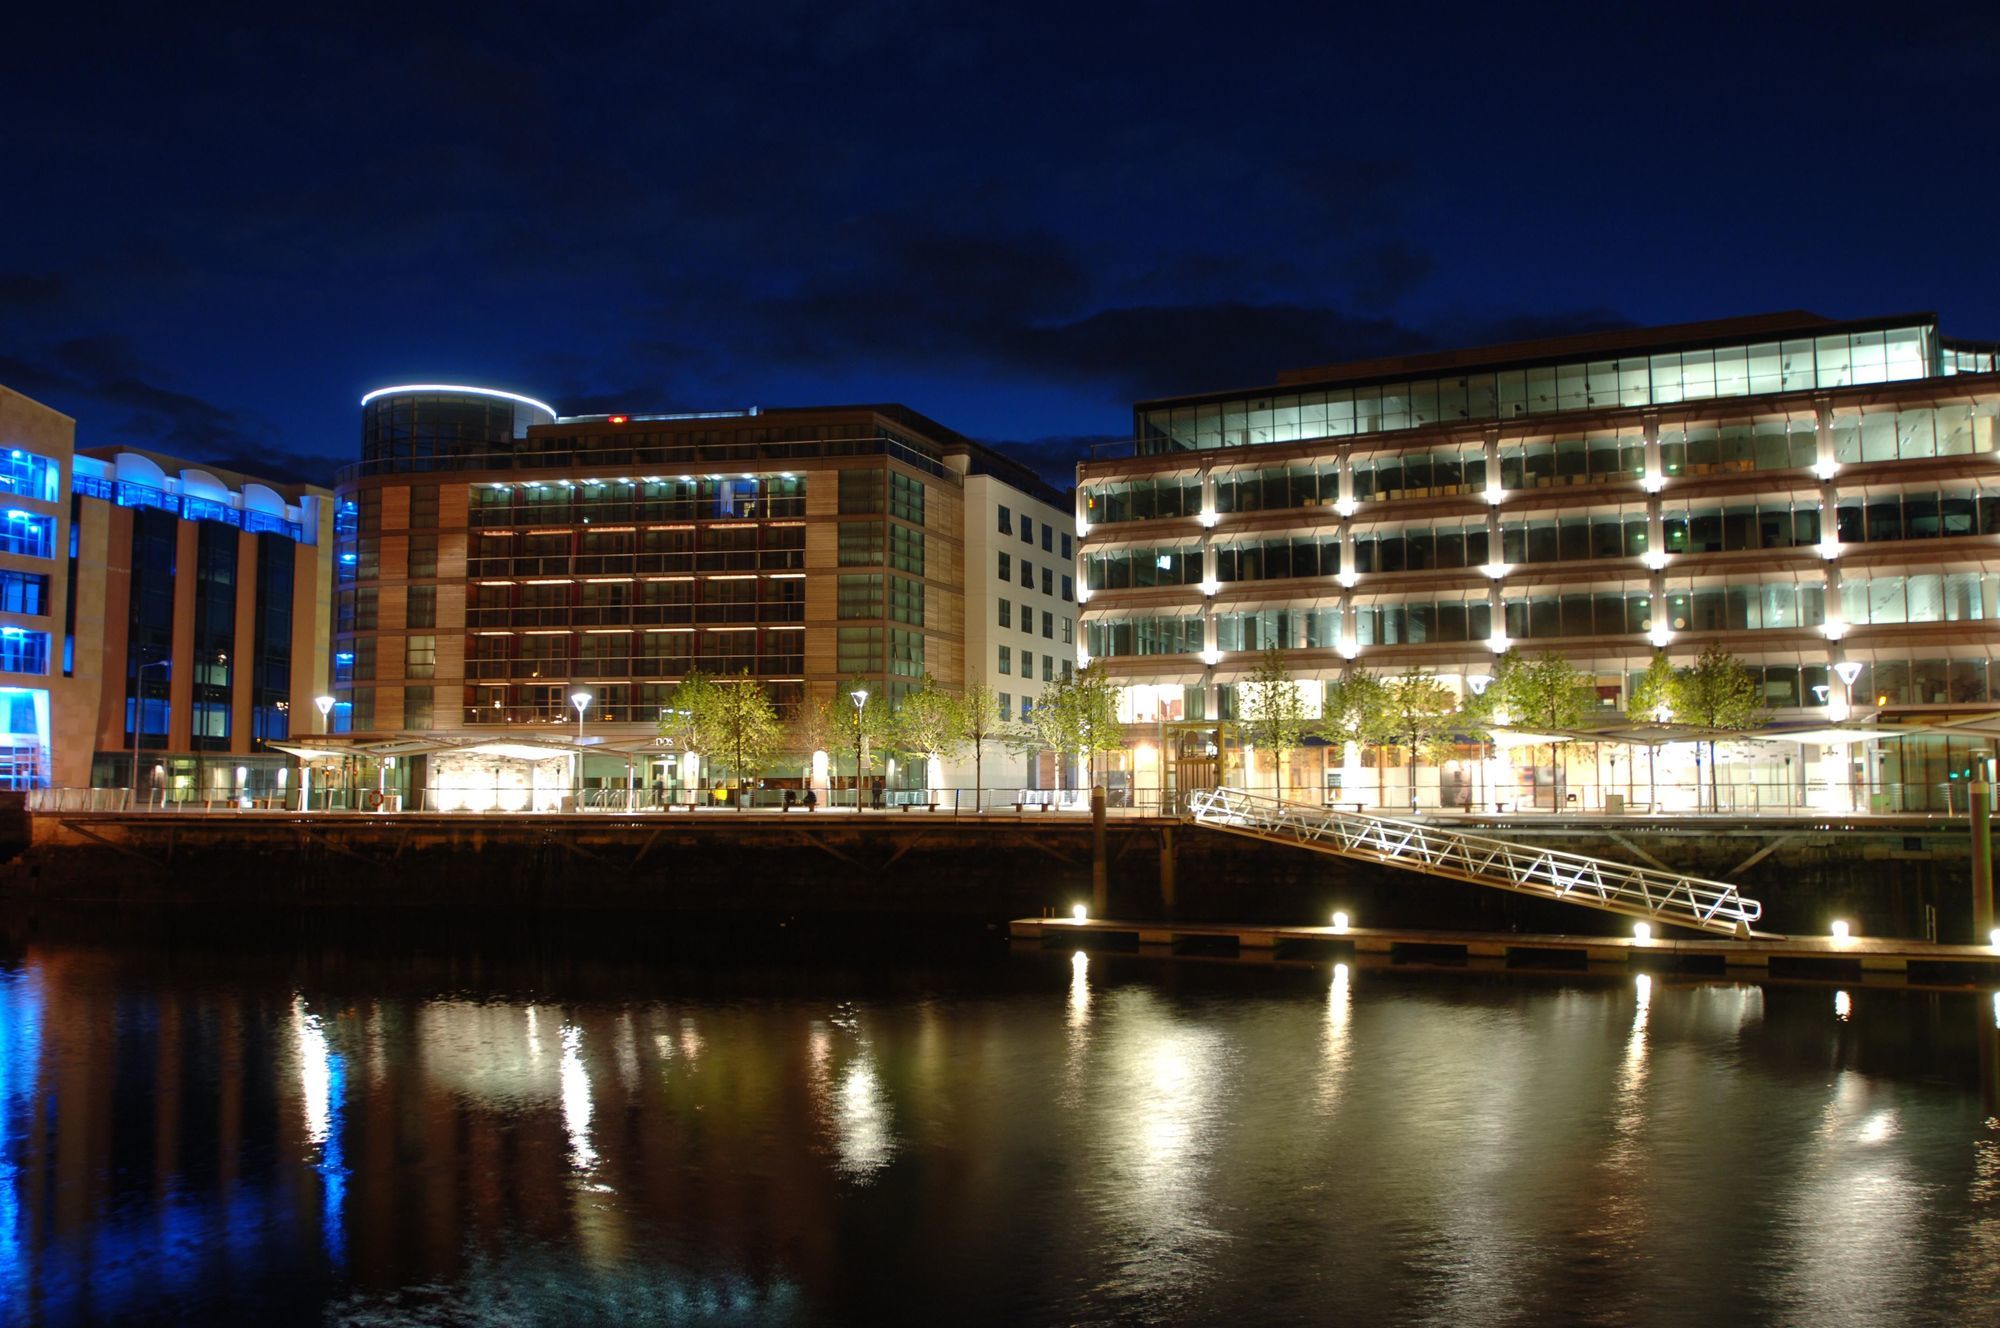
[1021,651,1032,678]
[1062,661,1073,679]
[889,526,924,575]
[837,574,883,619]
[1041,568,1053,596]
[1061,617,1073,644]
[1020,560,1032,589]
[998,505,1012,534]
[1041,524,1052,552]
[889,473,925,524]
[409,485,439,529]
[404,635,436,678]
[1020,602,1033,634]
[839,469,885,514]
[0,629,49,674]
[889,575,924,626]
[408,533,438,579]
[406,585,437,629]
[0,513,56,559]
[889,628,923,678]
[1042,610,1054,639]
[0,571,48,616]
[997,693,1011,722]
[1061,575,1073,602]
[404,685,434,729]
[998,600,1011,629]
[1020,517,1033,546]
[999,645,1011,675]
[836,626,881,673]
[998,551,1011,581]
[1061,534,1072,560]
[1042,655,1054,682]
[838,521,883,566]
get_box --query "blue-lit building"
[68,448,335,801]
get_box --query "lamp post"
[1466,673,1493,812]
[129,657,170,809]
[571,690,592,807]
[851,688,869,811]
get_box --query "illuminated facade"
[1077,312,2000,811]
[0,385,81,787]
[74,448,335,801]
[332,387,1067,805]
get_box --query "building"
[326,386,1072,809]
[0,385,84,787]
[72,448,335,802]
[1076,311,2000,812]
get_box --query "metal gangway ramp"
[1185,788,1762,936]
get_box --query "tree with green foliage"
[1018,664,1122,792]
[1320,670,1390,803]
[892,673,967,795]
[787,693,841,776]
[958,681,1003,810]
[1239,647,1310,799]
[1672,645,1765,811]
[711,672,785,807]
[833,677,893,807]
[658,671,720,797]
[1371,671,1461,810]
[1492,652,1595,807]
[1627,650,1678,802]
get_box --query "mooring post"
[1973,778,1994,944]
[1159,823,1176,918]
[1091,785,1108,916]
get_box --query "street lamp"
[130,657,170,809]
[571,690,592,806]
[851,688,869,810]
[314,694,335,732]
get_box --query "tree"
[658,671,720,796]
[832,677,892,806]
[959,681,1003,810]
[787,693,842,785]
[1493,652,1595,807]
[707,671,785,808]
[1320,671,1390,804]
[1372,671,1460,810]
[892,673,967,795]
[1671,645,1765,811]
[1019,664,1122,792]
[1627,651,1678,802]
[1239,647,1309,799]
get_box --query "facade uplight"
[1335,497,1355,517]
[1821,617,1848,641]
[1482,561,1509,580]
[1643,551,1670,571]
[1484,484,1505,505]
[1199,577,1220,597]
[1330,911,1350,933]
[1338,569,1358,588]
[1633,922,1653,942]
[1830,919,1852,943]
[1648,623,1673,649]
[1641,473,1666,493]
[1197,509,1219,528]
[1072,903,1088,922]
[1813,458,1840,480]
[1817,537,1842,560]
[1199,647,1222,667]
[1487,631,1511,654]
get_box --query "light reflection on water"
[0,941,1997,1325]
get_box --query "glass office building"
[1077,311,2000,812]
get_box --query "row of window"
[995,599,1074,642]
[465,476,807,528]
[997,645,1070,683]
[1085,490,2000,589]
[1089,403,2000,523]
[995,551,1075,600]
[836,574,926,626]
[995,505,1074,559]
[458,629,807,679]
[1137,326,1936,450]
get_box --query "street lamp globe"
[314,694,335,733]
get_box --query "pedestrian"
[803,787,818,812]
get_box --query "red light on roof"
[608,414,629,424]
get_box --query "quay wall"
[0,811,1982,941]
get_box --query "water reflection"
[1315,962,1352,1111]
[1,931,1997,1325]
[291,996,348,1266]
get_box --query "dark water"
[3,921,2000,1327]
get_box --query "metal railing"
[1186,787,1762,935]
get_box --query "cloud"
[0,335,342,483]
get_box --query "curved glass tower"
[359,385,557,474]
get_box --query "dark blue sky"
[5,2,1997,486]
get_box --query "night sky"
[5,3,1997,488]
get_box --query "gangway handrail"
[1185,787,1761,935]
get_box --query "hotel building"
[327,387,1071,808]
[1076,312,2000,812]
